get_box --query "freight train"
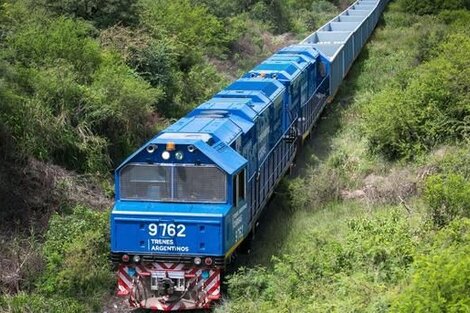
[110,0,389,310]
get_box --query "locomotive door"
[232,168,247,240]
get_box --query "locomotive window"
[120,164,226,203]
[232,176,237,207]
[233,170,246,207]
[238,170,245,201]
[175,166,225,202]
[318,62,326,78]
[120,164,171,201]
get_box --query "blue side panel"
[224,203,250,253]
[214,78,286,162]
[240,130,257,177]
[266,56,312,107]
[277,45,320,99]
[244,49,320,131]
[243,62,303,131]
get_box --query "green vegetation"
[219,1,470,313]
[0,1,355,312]
[0,293,87,313]
[1,206,110,313]
[363,32,470,160]
[0,7,160,173]
[391,219,470,313]
[224,205,422,312]
[425,173,470,228]
[0,0,351,175]
[398,0,470,15]
[38,207,112,306]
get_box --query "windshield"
[120,164,226,203]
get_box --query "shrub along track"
[216,3,470,313]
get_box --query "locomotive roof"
[189,99,256,132]
[165,116,242,145]
[115,77,285,176]
[248,62,301,81]
[267,54,311,66]
[215,77,285,114]
[277,44,320,60]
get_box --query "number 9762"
[148,223,186,237]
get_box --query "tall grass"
[218,3,470,312]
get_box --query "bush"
[438,9,470,30]
[289,166,343,211]
[84,52,162,166]
[0,234,44,295]
[5,16,101,81]
[390,218,470,313]
[290,1,339,35]
[128,38,228,117]
[33,0,139,28]
[0,6,161,173]
[221,206,419,312]
[138,0,227,57]
[38,206,112,309]
[343,209,417,283]
[226,267,271,300]
[398,0,469,15]
[434,146,470,179]
[181,63,229,110]
[424,174,470,228]
[130,40,177,90]
[415,24,447,62]
[247,0,291,34]
[362,33,470,160]
[193,0,292,34]
[0,206,112,313]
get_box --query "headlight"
[204,257,213,266]
[132,255,141,263]
[146,144,157,153]
[162,151,170,160]
[193,257,202,265]
[175,151,184,160]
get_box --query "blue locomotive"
[110,0,389,310]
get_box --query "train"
[110,0,390,310]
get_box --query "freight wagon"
[110,0,390,310]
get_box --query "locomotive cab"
[112,133,248,256]
[110,133,248,310]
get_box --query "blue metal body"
[111,0,390,263]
